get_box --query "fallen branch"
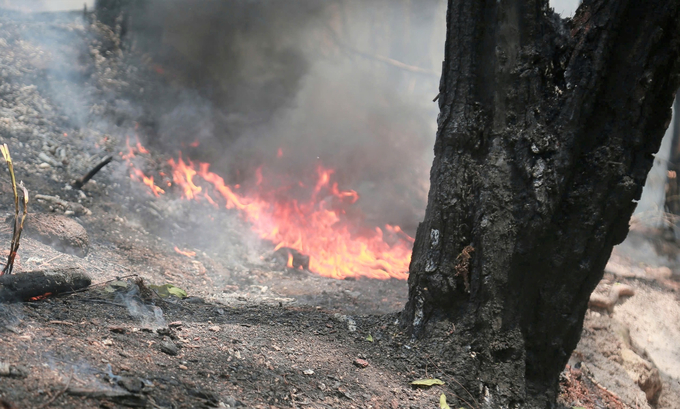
[0,268,91,302]
[71,156,113,189]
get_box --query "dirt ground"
[0,8,678,409]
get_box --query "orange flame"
[162,154,413,280]
[174,246,196,258]
[286,251,294,268]
[121,137,166,197]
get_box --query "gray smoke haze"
[0,0,586,236]
[117,0,445,233]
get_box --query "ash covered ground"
[0,7,678,409]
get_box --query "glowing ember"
[28,292,52,301]
[125,144,414,280]
[174,246,197,258]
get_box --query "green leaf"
[149,284,188,299]
[366,334,373,342]
[102,280,129,294]
[109,280,129,288]
[410,378,445,387]
[440,393,450,409]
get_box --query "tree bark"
[403,0,680,407]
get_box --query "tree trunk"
[403,0,680,407]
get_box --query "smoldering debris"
[114,281,167,330]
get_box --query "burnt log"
[0,268,91,302]
[403,0,680,407]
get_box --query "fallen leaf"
[366,334,374,342]
[440,393,450,409]
[148,284,188,299]
[410,378,445,387]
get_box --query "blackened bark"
[404,0,680,407]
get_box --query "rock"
[353,358,369,368]
[209,325,220,332]
[621,348,662,404]
[303,369,314,375]
[159,340,178,356]
[0,362,26,378]
[118,377,144,393]
[644,266,672,280]
[21,213,89,257]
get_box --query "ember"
[28,292,52,301]
[174,247,196,258]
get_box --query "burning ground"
[0,5,679,409]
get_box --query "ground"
[0,8,678,409]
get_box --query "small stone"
[119,377,144,393]
[169,321,183,328]
[303,369,314,375]
[353,358,369,368]
[0,362,10,376]
[179,364,188,370]
[160,340,179,356]
[102,339,113,346]
[209,325,220,332]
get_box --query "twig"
[1,145,28,275]
[72,156,113,189]
[48,320,76,326]
[290,389,297,409]
[62,274,139,297]
[39,369,74,408]
[44,254,64,265]
[79,298,127,308]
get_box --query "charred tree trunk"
[403,0,680,407]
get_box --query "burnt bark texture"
[404,0,680,407]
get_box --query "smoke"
[114,283,166,330]
[118,0,445,234]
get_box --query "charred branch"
[0,268,91,302]
[71,156,113,190]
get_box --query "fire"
[286,251,294,268]
[174,246,196,258]
[125,143,414,280]
[121,137,166,197]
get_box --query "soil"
[0,7,677,409]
